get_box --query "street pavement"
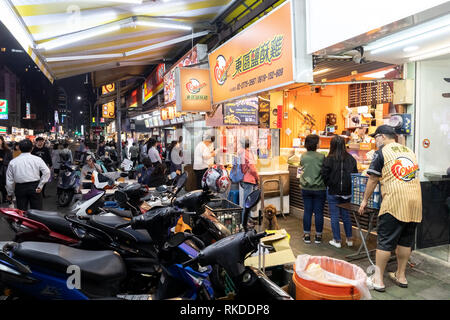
[0,180,449,300]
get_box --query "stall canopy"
[1,0,240,83]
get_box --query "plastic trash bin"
[291,255,370,300]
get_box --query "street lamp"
[77,96,82,100]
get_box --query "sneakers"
[314,235,322,244]
[303,234,311,244]
[346,240,354,247]
[329,239,342,248]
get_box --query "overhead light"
[38,24,121,51]
[313,68,330,75]
[409,43,450,61]
[403,45,419,52]
[46,53,124,62]
[98,0,143,3]
[125,30,210,56]
[362,68,395,79]
[136,20,192,31]
[366,14,450,54]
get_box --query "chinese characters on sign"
[223,97,258,125]
[232,35,284,79]
[143,64,165,104]
[176,67,212,112]
[208,1,293,104]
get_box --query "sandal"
[366,275,386,292]
[388,272,408,288]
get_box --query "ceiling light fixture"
[46,53,124,62]
[125,30,210,56]
[136,20,192,31]
[403,45,419,52]
[408,43,450,61]
[365,14,450,55]
[38,24,121,51]
[362,68,395,79]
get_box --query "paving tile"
[416,284,450,300]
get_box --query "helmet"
[201,165,231,193]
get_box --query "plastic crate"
[205,199,243,234]
[351,174,381,209]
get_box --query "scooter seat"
[26,210,74,238]
[90,215,152,244]
[10,241,126,298]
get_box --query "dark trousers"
[15,181,43,211]
[301,189,326,234]
[194,168,207,190]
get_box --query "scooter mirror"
[114,190,128,203]
[245,189,261,209]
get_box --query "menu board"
[223,97,258,125]
[258,97,270,128]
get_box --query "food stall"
[207,0,312,214]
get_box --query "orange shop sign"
[143,64,165,104]
[102,83,115,95]
[102,101,115,119]
[175,67,211,112]
[208,1,295,104]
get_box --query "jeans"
[327,192,353,241]
[241,182,257,226]
[301,189,326,234]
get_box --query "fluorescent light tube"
[46,54,124,62]
[125,30,209,56]
[38,24,121,51]
[136,20,192,31]
[409,43,450,61]
[362,68,395,79]
[366,14,450,54]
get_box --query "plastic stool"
[228,189,240,205]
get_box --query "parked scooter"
[57,161,81,207]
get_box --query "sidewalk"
[276,213,450,300]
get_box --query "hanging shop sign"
[209,1,308,104]
[127,89,139,108]
[175,67,212,112]
[0,99,8,120]
[102,101,115,119]
[0,126,7,134]
[25,102,31,119]
[143,64,165,104]
[223,97,258,125]
[102,83,115,95]
[54,110,59,124]
[258,97,270,128]
[270,104,283,129]
[164,44,208,105]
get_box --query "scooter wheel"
[58,190,73,207]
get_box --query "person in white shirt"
[6,139,51,211]
[193,133,215,189]
[170,136,183,173]
[147,138,162,165]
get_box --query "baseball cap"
[369,125,396,137]
[203,133,212,141]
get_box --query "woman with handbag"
[239,138,259,229]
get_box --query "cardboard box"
[245,229,296,269]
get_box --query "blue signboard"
[223,97,258,125]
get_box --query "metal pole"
[116,81,122,162]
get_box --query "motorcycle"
[57,161,81,207]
